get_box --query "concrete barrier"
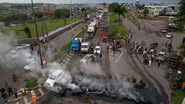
[39,20,82,41]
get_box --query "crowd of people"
[123,32,173,68]
[0,74,18,103]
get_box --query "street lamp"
[31,0,44,68]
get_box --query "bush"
[25,78,38,89]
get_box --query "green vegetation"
[54,8,70,18]
[0,17,79,39]
[109,3,127,22]
[172,90,185,104]
[125,13,141,29]
[176,0,185,31]
[109,14,127,39]
[0,11,28,22]
[25,78,38,89]
[143,7,149,18]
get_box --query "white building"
[145,5,178,16]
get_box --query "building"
[145,5,178,16]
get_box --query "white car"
[165,32,173,38]
[81,42,90,52]
[44,70,64,92]
[161,28,167,33]
[80,54,95,63]
[16,43,30,50]
[94,46,101,55]
[157,51,166,62]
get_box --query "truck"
[70,38,82,52]
[81,42,90,53]
[87,22,96,33]
[101,26,109,42]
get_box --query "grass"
[109,13,127,39]
[0,17,79,39]
[172,90,185,104]
[25,78,38,89]
[125,13,141,29]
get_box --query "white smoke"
[44,62,79,91]
[0,32,44,79]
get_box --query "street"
[0,2,184,104]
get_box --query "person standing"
[14,88,18,98]
[158,60,161,67]
[7,87,13,96]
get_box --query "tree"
[143,7,149,18]
[24,26,32,38]
[33,12,44,19]
[114,4,127,22]
[108,3,119,12]
[176,0,185,31]
[109,3,127,22]
[54,8,70,18]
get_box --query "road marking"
[66,54,73,58]
[31,90,36,96]
[63,60,68,64]
[15,102,19,104]
[116,49,123,63]
[38,88,44,96]
[65,57,71,61]
[23,96,30,104]
[69,53,74,56]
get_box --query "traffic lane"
[50,23,85,50]
[108,48,142,80]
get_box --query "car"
[161,28,167,33]
[165,32,173,38]
[80,54,95,63]
[156,51,166,62]
[94,46,101,55]
[16,43,30,50]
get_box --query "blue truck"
[70,39,81,52]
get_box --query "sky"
[0,0,179,4]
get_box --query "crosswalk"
[61,53,74,66]
[8,87,47,104]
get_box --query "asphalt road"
[123,18,175,104]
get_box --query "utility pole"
[31,0,44,68]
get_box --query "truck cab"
[70,39,81,52]
[101,26,109,42]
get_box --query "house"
[145,5,178,16]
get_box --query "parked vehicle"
[101,26,109,42]
[165,32,173,38]
[87,22,96,33]
[156,51,166,62]
[81,42,90,53]
[94,46,101,55]
[70,39,81,52]
[44,70,65,93]
[161,28,167,33]
[80,54,96,63]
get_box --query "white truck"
[81,42,90,53]
[87,22,96,33]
